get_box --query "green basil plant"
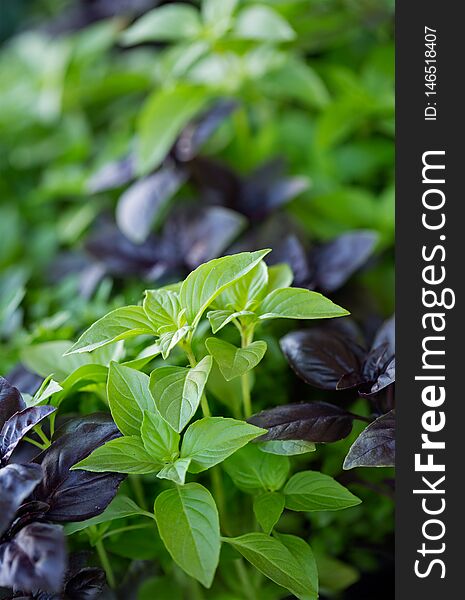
[49,249,362,598]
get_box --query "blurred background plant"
[0,1,394,598]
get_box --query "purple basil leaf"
[362,358,395,396]
[372,315,395,356]
[174,99,238,162]
[50,413,119,443]
[87,155,135,193]
[268,234,311,287]
[65,567,106,600]
[33,415,124,522]
[361,343,395,395]
[0,377,25,430]
[1,406,56,464]
[116,163,186,243]
[11,502,51,535]
[249,402,355,443]
[78,264,107,300]
[46,0,156,34]
[163,206,246,269]
[0,464,43,538]
[238,159,309,220]
[5,366,43,398]
[337,371,365,390]
[0,523,66,593]
[310,230,378,292]
[281,329,366,390]
[85,226,164,280]
[188,156,240,206]
[344,410,395,469]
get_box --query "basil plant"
[56,250,361,598]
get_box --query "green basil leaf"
[141,410,180,462]
[258,440,316,456]
[202,0,238,36]
[122,342,162,370]
[143,290,182,333]
[233,6,296,42]
[314,552,359,594]
[107,362,155,436]
[257,288,349,321]
[149,355,212,432]
[157,458,191,485]
[154,483,220,588]
[253,492,285,534]
[51,364,108,407]
[65,307,154,355]
[205,338,267,381]
[225,533,317,600]
[27,376,62,407]
[65,495,149,535]
[207,309,255,334]
[73,436,161,475]
[206,362,245,418]
[267,263,293,293]
[216,261,268,312]
[136,84,210,176]
[275,532,318,600]
[260,58,329,110]
[121,4,202,45]
[223,444,290,493]
[181,417,265,473]
[21,339,122,380]
[283,471,361,511]
[158,325,190,359]
[180,250,270,327]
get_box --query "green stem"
[101,523,152,541]
[49,411,56,437]
[183,342,212,417]
[184,343,197,368]
[34,424,51,448]
[23,436,47,450]
[200,393,211,417]
[240,325,254,419]
[95,539,115,589]
[240,374,252,420]
[129,475,148,511]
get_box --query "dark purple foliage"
[344,410,395,469]
[174,100,238,162]
[0,380,123,596]
[0,464,43,538]
[233,218,377,293]
[85,205,245,285]
[0,378,25,429]
[116,163,186,243]
[1,407,56,465]
[309,231,378,292]
[248,402,356,443]
[162,205,245,270]
[276,320,395,468]
[280,328,366,390]
[281,318,395,396]
[87,155,136,194]
[236,159,310,221]
[0,523,66,593]
[5,366,42,398]
[32,414,124,522]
